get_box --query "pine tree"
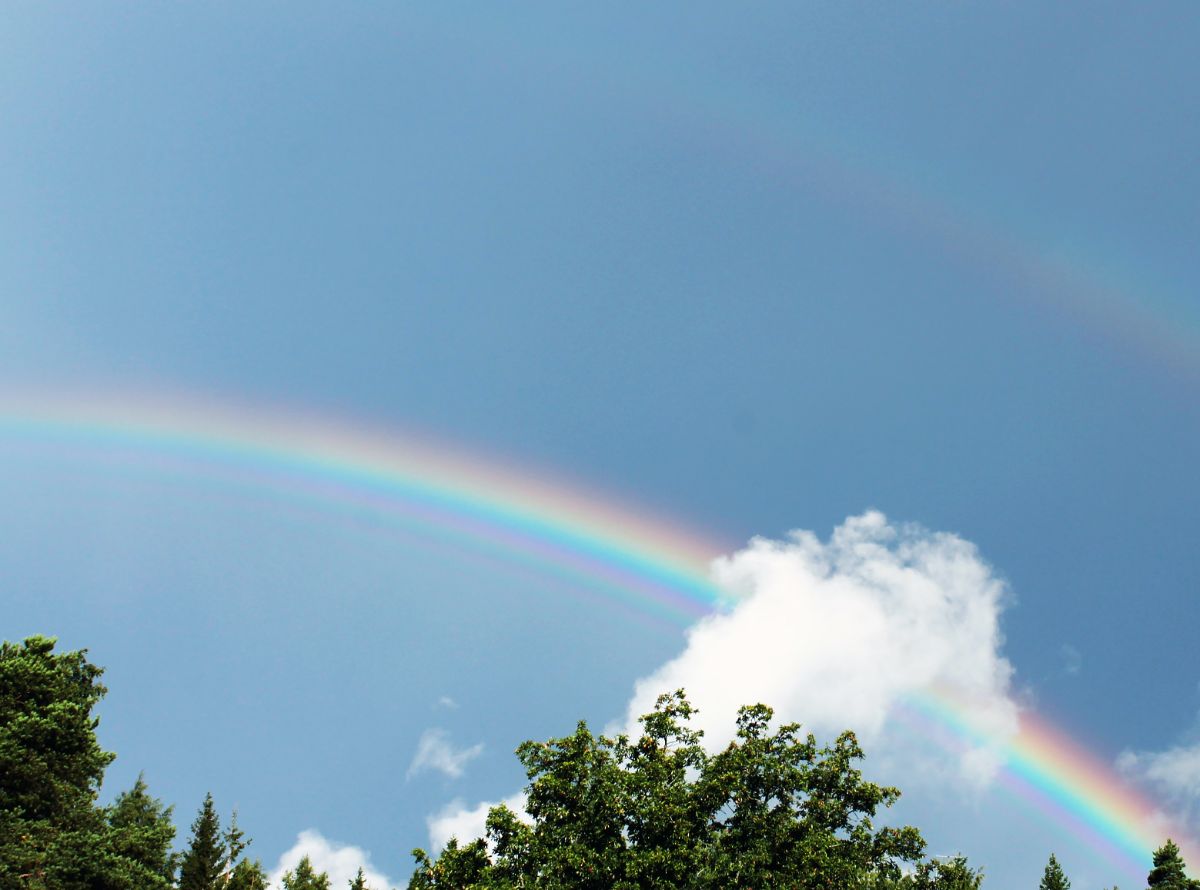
[1039,853,1070,890]
[225,809,249,871]
[348,866,369,890]
[227,858,271,890]
[106,774,178,887]
[0,636,116,889]
[178,793,227,890]
[1148,840,1200,889]
[281,855,332,890]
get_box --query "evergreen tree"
[0,635,115,890]
[281,855,332,890]
[1148,840,1200,889]
[225,809,250,871]
[348,866,369,890]
[227,858,271,890]
[178,793,227,890]
[105,774,178,888]
[1039,853,1070,890]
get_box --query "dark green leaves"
[409,689,941,889]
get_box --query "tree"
[891,855,984,890]
[1039,853,1069,890]
[1148,840,1200,890]
[0,635,116,890]
[225,810,250,873]
[281,855,332,890]
[178,793,227,890]
[410,689,941,888]
[227,858,271,890]
[105,774,178,888]
[348,867,369,890]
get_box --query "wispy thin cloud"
[1060,643,1082,676]
[1119,740,1200,806]
[407,728,483,780]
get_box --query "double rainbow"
[1,389,1193,880]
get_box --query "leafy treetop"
[409,689,973,889]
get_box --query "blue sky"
[3,5,1199,888]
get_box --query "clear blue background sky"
[2,5,1198,887]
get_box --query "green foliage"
[225,810,250,870]
[178,793,227,890]
[282,855,332,890]
[227,857,271,890]
[872,855,983,890]
[409,839,492,889]
[104,774,178,888]
[0,635,119,889]
[1038,853,1069,890]
[1148,840,1200,889]
[4,633,1189,890]
[409,689,936,889]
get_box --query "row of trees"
[406,692,1196,890]
[0,636,347,890]
[2,635,1196,889]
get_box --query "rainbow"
[910,692,1196,882]
[0,388,732,629]
[500,33,1200,388]
[1,389,1194,881]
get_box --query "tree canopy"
[1039,854,1069,890]
[408,690,967,889]
[2,635,1197,890]
[1148,840,1200,890]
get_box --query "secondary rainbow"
[592,50,1200,386]
[1,389,1193,880]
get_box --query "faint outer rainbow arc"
[0,390,1194,881]
[506,35,1200,386]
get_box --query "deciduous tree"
[410,690,940,888]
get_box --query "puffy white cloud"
[437,696,459,710]
[619,512,1019,784]
[407,728,484,780]
[424,513,1021,847]
[268,830,392,890]
[427,793,528,852]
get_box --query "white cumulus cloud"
[407,728,484,780]
[427,793,529,853]
[425,512,1021,845]
[268,830,392,890]
[620,511,1019,783]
